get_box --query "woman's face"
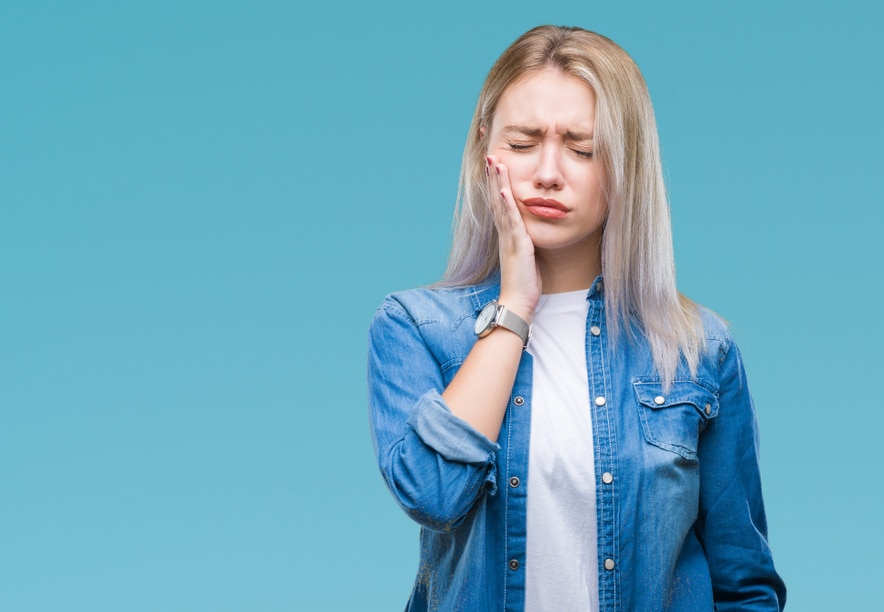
[486,68,607,261]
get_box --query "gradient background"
[2,1,882,610]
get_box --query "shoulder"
[370,282,500,369]
[376,281,500,329]
[693,304,748,376]
[696,305,731,344]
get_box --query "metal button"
[705,402,712,415]
[509,476,520,488]
[590,325,601,336]
[509,559,520,570]
[602,472,613,484]
[595,396,606,407]
[654,396,665,405]
[513,396,525,406]
[604,558,615,571]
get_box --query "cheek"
[575,167,606,195]
[497,151,534,178]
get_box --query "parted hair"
[442,25,705,387]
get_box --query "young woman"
[368,25,786,611]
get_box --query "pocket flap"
[633,380,719,418]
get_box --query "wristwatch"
[474,300,531,349]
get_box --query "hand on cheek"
[485,155,541,322]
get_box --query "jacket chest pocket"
[633,380,719,461]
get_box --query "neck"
[535,235,602,294]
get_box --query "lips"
[522,197,569,220]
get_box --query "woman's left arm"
[697,335,787,611]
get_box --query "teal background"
[2,0,881,610]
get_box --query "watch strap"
[496,305,531,349]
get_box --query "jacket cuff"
[407,389,500,464]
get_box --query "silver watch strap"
[497,306,531,349]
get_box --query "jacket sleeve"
[697,334,787,610]
[367,296,499,532]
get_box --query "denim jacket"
[368,277,786,611]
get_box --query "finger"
[485,155,506,228]
[485,155,501,195]
[494,162,523,230]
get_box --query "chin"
[527,228,602,257]
[526,226,574,248]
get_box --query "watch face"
[474,301,499,337]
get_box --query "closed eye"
[572,148,594,159]
[508,143,534,151]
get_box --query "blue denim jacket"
[368,278,786,611]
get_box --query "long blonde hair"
[442,25,704,387]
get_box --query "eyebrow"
[502,125,594,142]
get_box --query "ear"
[479,125,486,139]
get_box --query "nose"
[532,145,564,190]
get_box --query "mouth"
[521,197,568,219]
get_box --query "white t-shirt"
[525,289,598,611]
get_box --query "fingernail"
[485,156,492,167]
[484,165,489,176]
[500,191,506,201]
[495,166,501,175]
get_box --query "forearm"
[442,324,525,443]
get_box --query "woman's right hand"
[487,155,541,323]
[437,156,539,442]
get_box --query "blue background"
[2,1,881,610]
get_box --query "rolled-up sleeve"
[368,296,499,532]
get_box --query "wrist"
[475,300,532,349]
[497,294,536,325]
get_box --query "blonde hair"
[442,25,704,387]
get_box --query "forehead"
[492,68,596,132]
